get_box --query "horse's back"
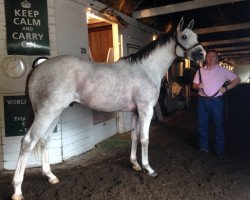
[27,55,158,113]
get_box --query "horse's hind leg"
[12,128,39,200]
[40,117,60,184]
[12,114,60,200]
[130,112,142,171]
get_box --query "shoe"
[217,153,224,159]
[199,149,209,154]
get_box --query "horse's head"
[175,17,205,63]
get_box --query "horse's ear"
[177,17,184,32]
[187,19,194,30]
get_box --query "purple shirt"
[193,64,238,97]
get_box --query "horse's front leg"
[130,112,142,171]
[138,105,158,177]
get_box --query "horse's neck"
[141,39,176,87]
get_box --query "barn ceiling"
[96,0,250,65]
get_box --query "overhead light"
[152,34,157,41]
[219,59,234,71]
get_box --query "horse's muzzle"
[190,46,206,62]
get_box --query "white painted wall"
[55,0,88,57]
[92,118,118,144]
[0,110,3,169]
[2,131,62,170]
[0,90,3,169]
[61,103,93,160]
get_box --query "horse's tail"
[33,139,43,158]
[25,68,35,130]
[25,68,41,157]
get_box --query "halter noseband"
[175,37,201,60]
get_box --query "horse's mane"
[122,29,176,63]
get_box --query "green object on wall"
[4,95,27,137]
[3,95,57,137]
[4,0,50,55]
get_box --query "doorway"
[87,10,119,63]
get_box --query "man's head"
[205,50,219,66]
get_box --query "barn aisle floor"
[1,107,250,200]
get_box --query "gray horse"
[12,18,205,200]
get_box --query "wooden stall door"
[88,24,113,63]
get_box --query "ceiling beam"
[133,0,246,19]
[232,57,250,60]
[231,57,250,62]
[213,45,250,52]
[221,54,250,58]
[194,23,250,34]
[201,37,250,46]
[221,56,250,65]
[220,50,250,55]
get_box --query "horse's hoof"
[133,165,142,171]
[143,169,158,177]
[49,177,60,184]
[148,171,158,177]
[12,194,24,200]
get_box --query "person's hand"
[198,83,203,89]
[220,87,227,94]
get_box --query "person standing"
[193,50,240,157]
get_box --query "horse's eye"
[182,35,187,40]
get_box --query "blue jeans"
[198,96,225,154]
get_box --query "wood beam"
[232,57,250,61]
[201,37,250,46]
[213,45,250,52]
[221,56,250,65]
[220,50,250,55]
[194,23,250,34]
[221,53,250,58]
[133,0,246,19]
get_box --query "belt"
[198,95,223,99]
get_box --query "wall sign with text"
[3,96,28,137]
[3,95,57,137]
[4,0,50,55]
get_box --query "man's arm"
[220,77,241,93]
[227,77,241,90]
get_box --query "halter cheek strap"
[175,37,201,59]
